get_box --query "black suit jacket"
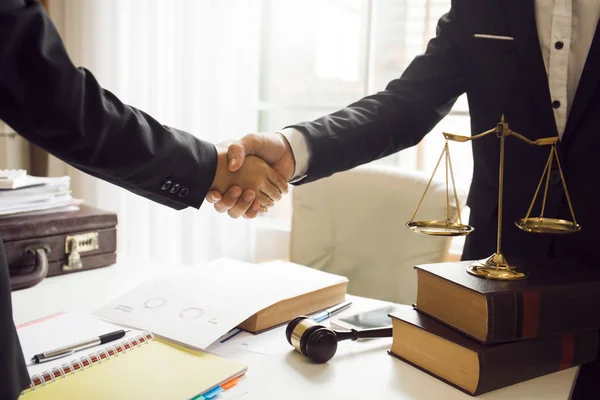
[289,1,600,396]
[290,0,600,264]
[0,1,218,398]
[0,1,218,211]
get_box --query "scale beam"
[443,128,558,147]
[510,133,558,146]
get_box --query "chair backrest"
[290,164,467,304]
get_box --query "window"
[257,0,472,243]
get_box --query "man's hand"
[206,133,295,218]
[227,133,295,179]
[210,147,288,219]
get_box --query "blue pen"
[311,300,352,323]
[220,328,242,343]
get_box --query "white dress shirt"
[280,0,600,182]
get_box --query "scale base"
[466,253,527,280]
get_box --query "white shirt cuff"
[278,127,311,183]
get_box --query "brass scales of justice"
[406,115,580,281]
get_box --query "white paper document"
[206,325,291,357]
[93,258,348,349]
[0,171,70,190]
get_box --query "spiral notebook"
[17,312,247,399]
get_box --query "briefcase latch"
[62,232,99,271]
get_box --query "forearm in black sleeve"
[0,0,216,210]
[287,3,467,184]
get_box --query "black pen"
[31,329,128,364]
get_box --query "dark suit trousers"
[0,237,29,400]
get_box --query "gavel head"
[285,316,338,363]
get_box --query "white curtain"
[47,0,263,266]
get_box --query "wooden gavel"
[285,315,393,363]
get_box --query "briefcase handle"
[10,245,51,291]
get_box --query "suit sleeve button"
[170,183,181,193]
[161,180,172,191]
[178,187,190,197]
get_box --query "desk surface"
[11,255,578,400]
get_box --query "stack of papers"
[0,169,83,217]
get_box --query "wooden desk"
[11,255,578,399]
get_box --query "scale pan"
[406,220,474,236]
[515,217,581,234]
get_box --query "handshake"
[207,133,296,219]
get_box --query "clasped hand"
[208,133,295,219]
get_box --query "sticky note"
[221,377,239,389]
[203,386,224,399]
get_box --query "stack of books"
[388,259,600,396]
[0,169,82,217]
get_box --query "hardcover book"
[388,305,598,396]
[414,259,600,344]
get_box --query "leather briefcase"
[0,205,117,291]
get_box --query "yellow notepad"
[20,334,247,400]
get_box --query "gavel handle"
[334,327,393,342]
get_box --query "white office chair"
[290,164,467,305]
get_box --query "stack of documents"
[0,169,82,217]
